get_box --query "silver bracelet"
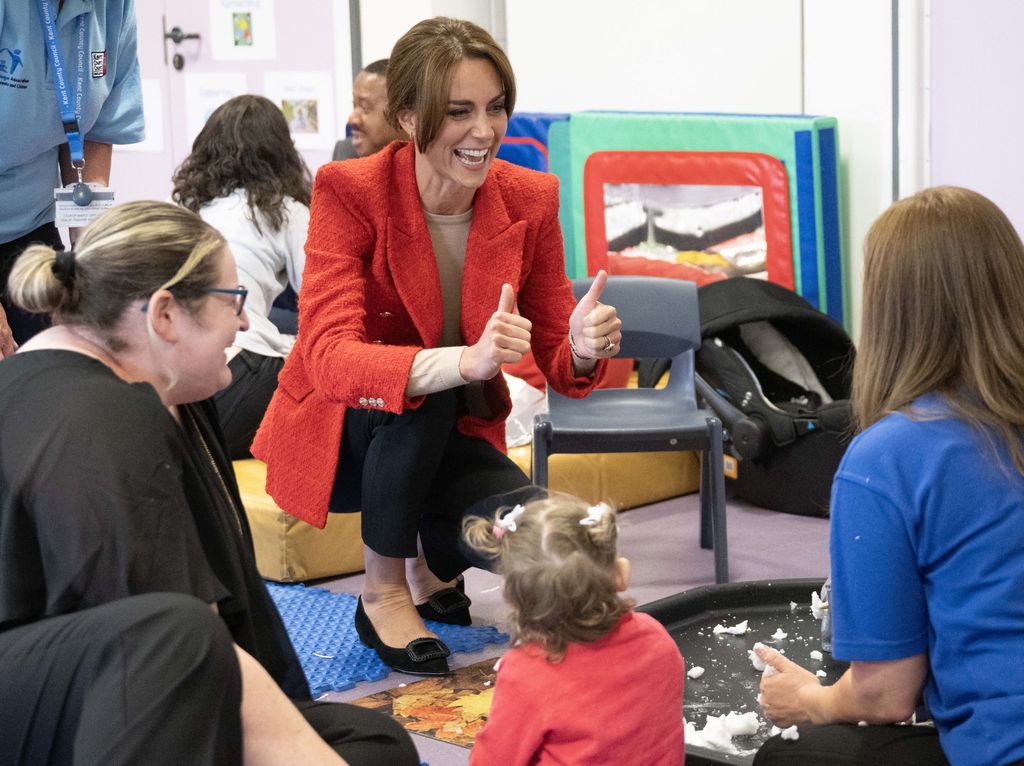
[567,331,593,361]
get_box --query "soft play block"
[508,446,700,511]
[564,112,846,327]
[234,459,364,583]
[235,446,698,582]
[497,112,569,173]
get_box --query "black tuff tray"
[638,579,846,765]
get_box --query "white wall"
[359,0,504,63]
[803,1,895,338]
[507,0,803,113]
[929,0,1024,233]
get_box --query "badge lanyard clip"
[37,0,93,206]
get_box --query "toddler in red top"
[465,494,685,766]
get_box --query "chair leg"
[532,420,551,488]
[708,417,729,584]
[699,451,713,550]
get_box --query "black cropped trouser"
[330,388,543,581]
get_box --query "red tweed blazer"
[252,142,603,528]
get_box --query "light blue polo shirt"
[0,0,144,244]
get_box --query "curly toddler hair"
[463,493,633,660]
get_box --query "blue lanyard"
[37,0,88,167]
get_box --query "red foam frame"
[583,151,795,288]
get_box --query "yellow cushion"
[236,448,699,582]
[234,459,364,583]
[507,446,699,510]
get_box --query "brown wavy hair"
[854,185,1024,475]
[172,95,311,234]
[384,16,516,150]
[464,493,632,661]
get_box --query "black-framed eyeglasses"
[199,285,248,316]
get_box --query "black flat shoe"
[354,597,451,676]
[415,584,473,626]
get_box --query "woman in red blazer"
[253,17,621,675]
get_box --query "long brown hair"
[384,16,516,150]
[172,95,312,233]
[853,185,1024,475]
[464,494,632,661]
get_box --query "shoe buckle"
[406,638,451,662]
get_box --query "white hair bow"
[494,504,525,538]
[580,502,611,526]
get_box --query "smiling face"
[348,70,398,157]
[400,58,508,214]
[172,246,249,403]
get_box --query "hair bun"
[51,249,77,288]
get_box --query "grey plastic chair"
[532,276,729,583]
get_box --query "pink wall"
[930,1,1024,234]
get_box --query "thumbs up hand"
[569,270,622,359]
[459,283,533,382]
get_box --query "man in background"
[333,59,404,160]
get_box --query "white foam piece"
[816,670,827,678]
[789,601,798,610]
[810,650,823,661]
[687,666,706,679]
[685,712,761,754]
[713,619,749,636]
[771,628,788,640]
[685,718,739,754]
[780,725,800,740]
[811,590,828,620]
[721,711,760,737]
[749,642,768,671]
[769,725,781,736]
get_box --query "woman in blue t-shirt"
[755,186,1024,766]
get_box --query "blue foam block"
[266,582,508,696]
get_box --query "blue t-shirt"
[0,0,144,244]
[830,394,1024,766]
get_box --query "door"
[112,0,348,204]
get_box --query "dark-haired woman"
[173,94,311,459]
[255,17,622,676]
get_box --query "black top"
[0,351,309,699]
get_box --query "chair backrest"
[570,275,701,397]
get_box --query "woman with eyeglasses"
[173,94,312,460]
[0,201,418,766]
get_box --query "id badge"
[54,185,116,228]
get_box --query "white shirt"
[199,190,309,358]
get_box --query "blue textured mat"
[267,582,508,696]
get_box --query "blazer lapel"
[386,147,443,347]
[461,176,527,345]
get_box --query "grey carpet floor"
[314,492,831,765]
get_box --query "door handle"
[162,16,201,71]
[165,27,200,44]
